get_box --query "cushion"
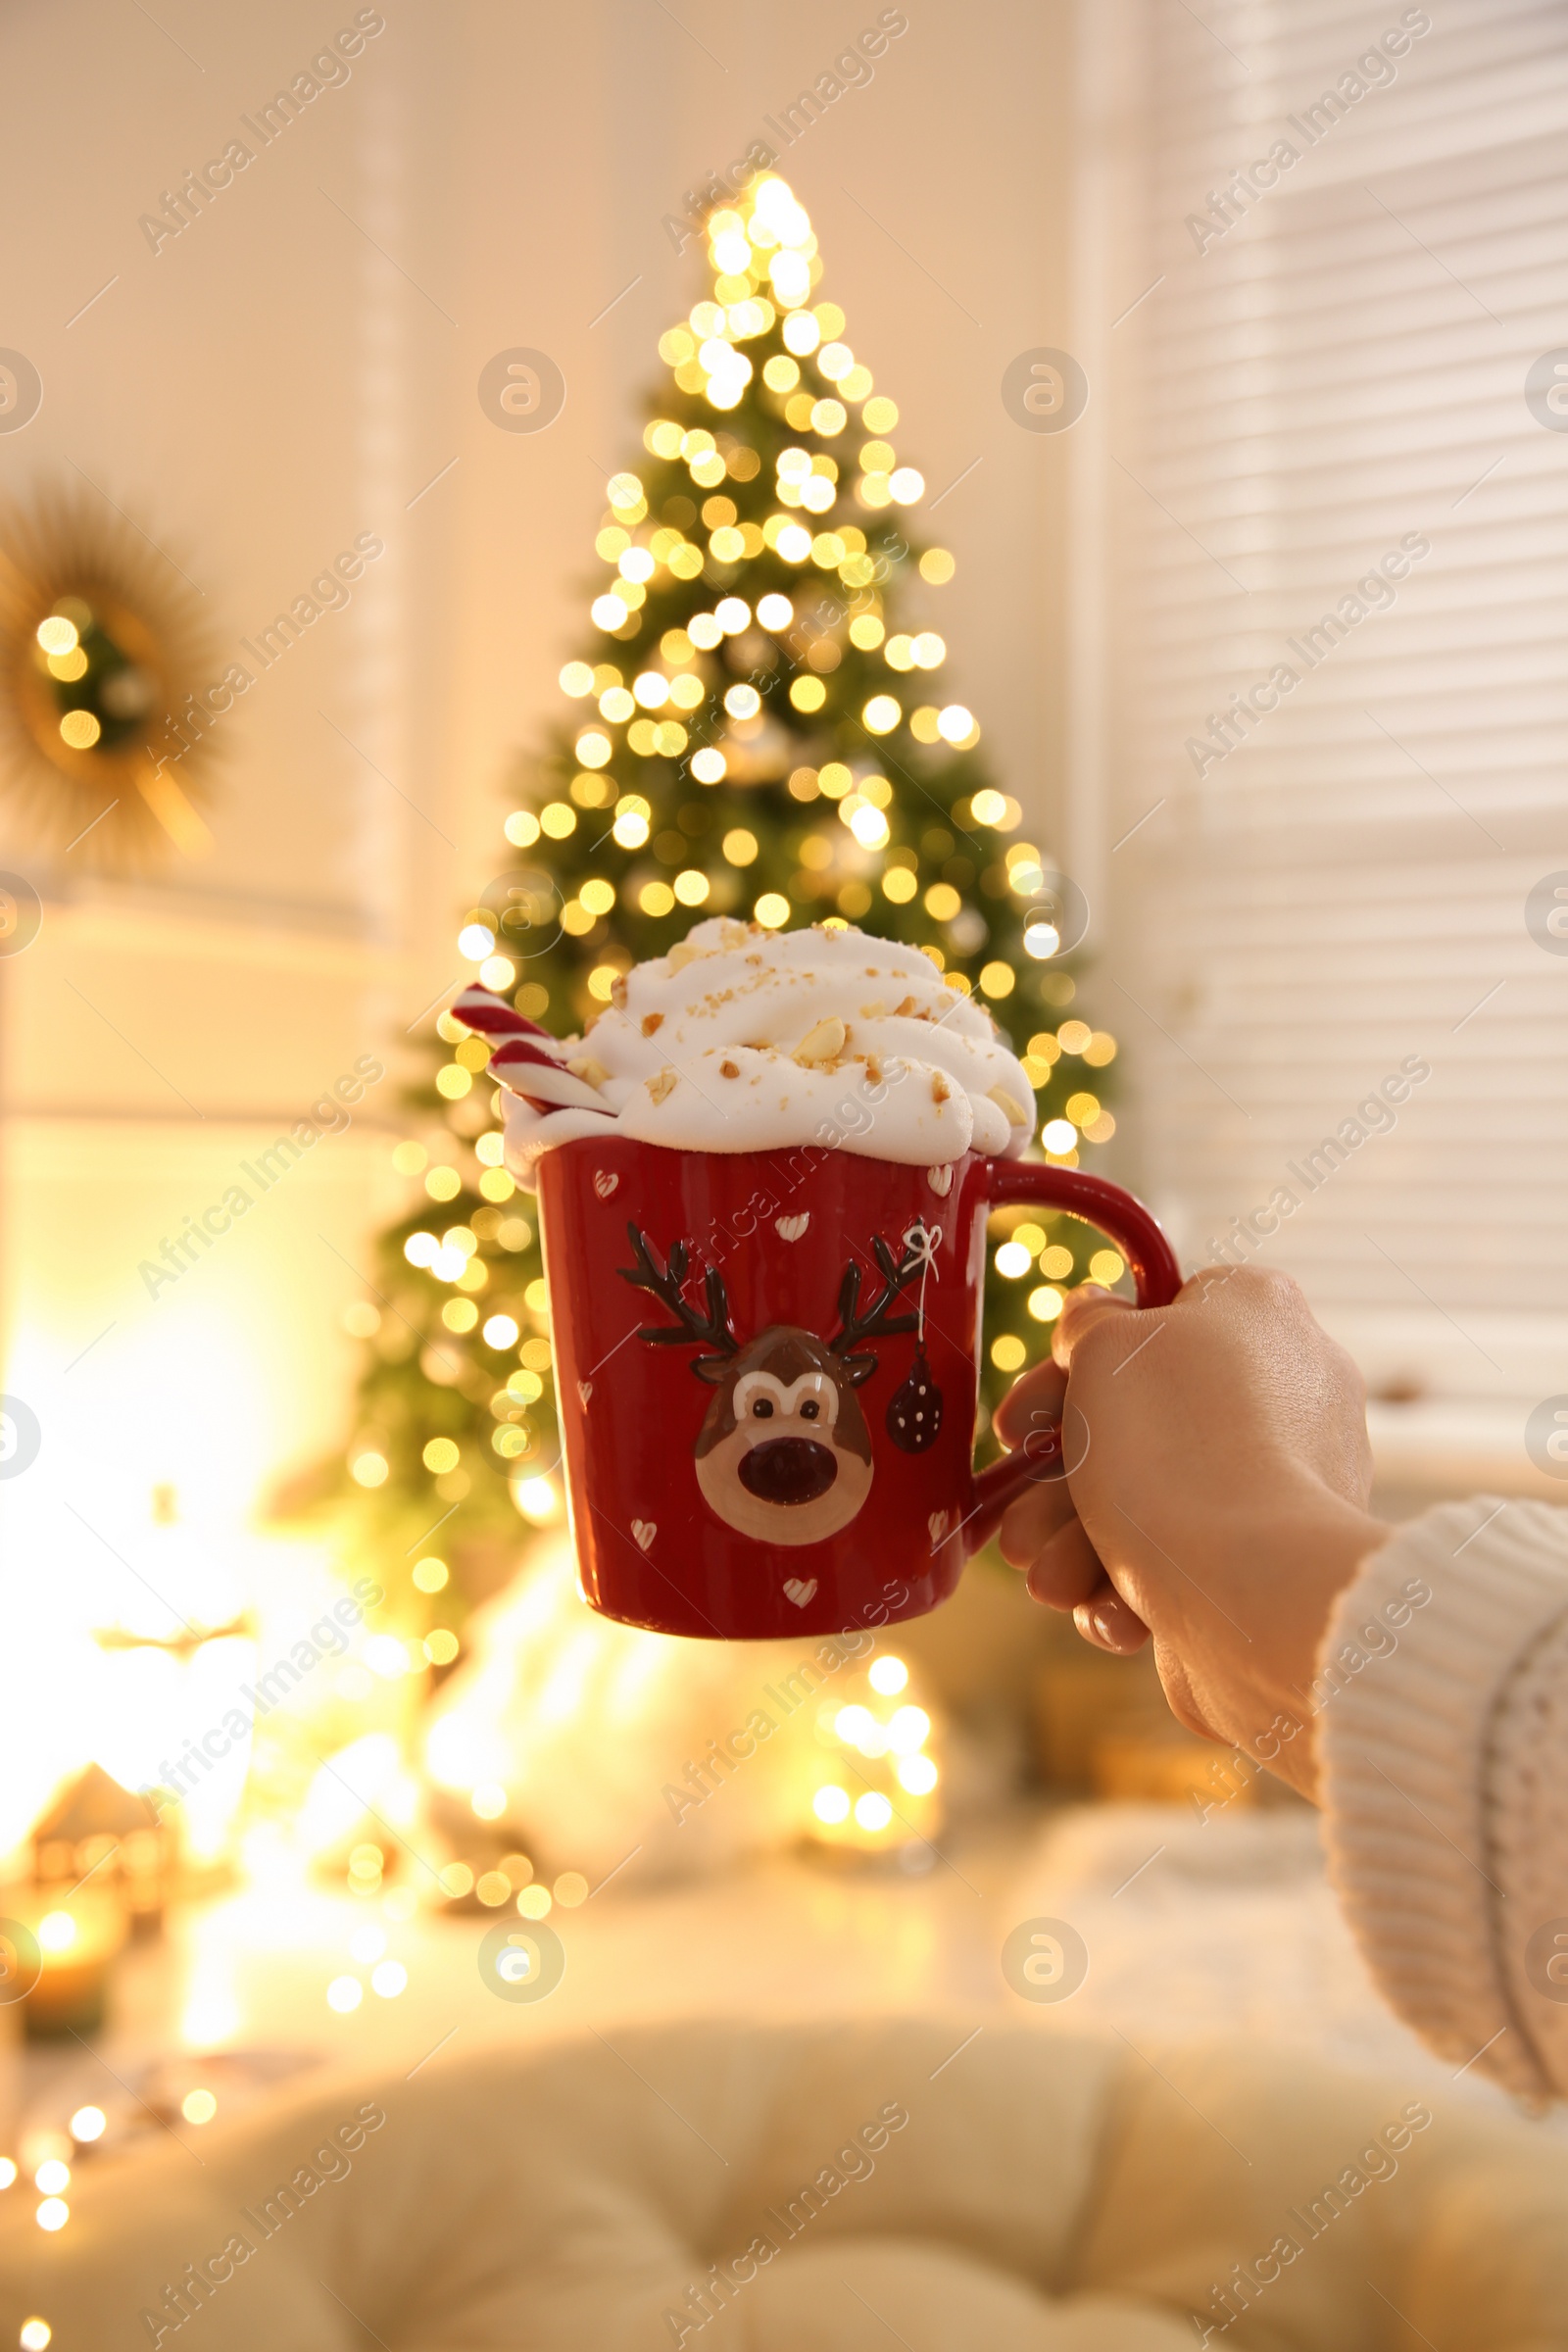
[6,2017,1566,2348]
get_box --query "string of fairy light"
[347,167,1126,1570]
[467,187,965,974]
[456,171,1120,1133]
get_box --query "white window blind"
[1093,0,1568,1474]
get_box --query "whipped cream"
[464,920,1036,1179]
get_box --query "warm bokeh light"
[514,1475,560,1524]
[888,1706,931,1756]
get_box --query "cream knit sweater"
[1318,1495,1568,2101]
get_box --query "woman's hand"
[995,1264,1390,1796]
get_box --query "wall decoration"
[0,482,220,866]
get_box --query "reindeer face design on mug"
[619,1223,932,1546]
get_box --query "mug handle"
[963,1162,1183,1554]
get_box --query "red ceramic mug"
[535,1134,1180,1640]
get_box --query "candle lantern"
[32,1764,170,1938]
[10,1888,124,2040]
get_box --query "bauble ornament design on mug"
[887,1348,943,1452]
[618,1220,935,1547]
[883,1219,944,1454]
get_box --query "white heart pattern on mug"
[594,1169,619,1200]
[631,1519,656,1551]
[577,1380,593,1406]
[926,1164,955,1197]
[775,1212,810,1242]
[928,1510,950,1548]
[782,1577,818,1608]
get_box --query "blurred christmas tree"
[338,174,1121,1621]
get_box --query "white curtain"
[1083,0,1568,1477]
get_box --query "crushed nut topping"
[794,1015,847,1065]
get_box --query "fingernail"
[1089,1609,1112,1645]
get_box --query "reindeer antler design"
[618,1224,739,1382]
[830,1234,923,1384]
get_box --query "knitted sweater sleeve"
[1317,1496,1568,2101]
